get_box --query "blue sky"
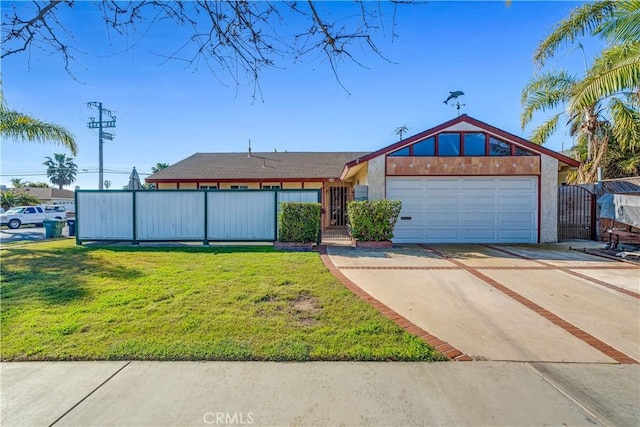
[2,1,599,189]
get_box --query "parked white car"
[0,205,67,229]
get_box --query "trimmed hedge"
[347,200,402,242]
[278,202,321,243]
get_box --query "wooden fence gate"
[558,185,596,240]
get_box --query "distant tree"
[151,162,170,174]
[142,183,155,190]
[43,153,78,189]
[10,178,25,188]
[25,181,51,188]
[394,125,409,141]
[1,92,78,155]
[104,180,111,189]
[1,189,41,210]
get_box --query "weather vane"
[443,90,465,116]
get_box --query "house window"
[200,185,217,189]
[412,137,435,156]
[230,185,248,190]
[489,137,511,156]
[262,185,280,189]
[514,146,535,156]
[438,133,460,156]
[463,133,486,155]
[388,147,410,156]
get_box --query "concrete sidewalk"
[2,361,638,426]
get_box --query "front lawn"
[1,240,444,361]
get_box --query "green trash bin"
[44,219,65,238]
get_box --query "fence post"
[203,190,209,246]
[132,191,138,245]
[75,190,81,245]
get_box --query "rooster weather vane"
[443,91,465,116]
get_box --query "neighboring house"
[146,115,580,243]
[18,187,76,213]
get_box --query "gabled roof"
[146,152,368,182]
[19,187,75,199]
[342,115,580,177]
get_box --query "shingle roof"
[146,152,368,182]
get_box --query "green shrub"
[278,202,321,243]
[347,200,402,242]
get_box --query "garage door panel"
[461,179,497,190]
[426,196,459,208]
[498,195,535,208]
[462,196,497,208]
[462,212,495,223]
[499,179,536,190]
[387,176,538,244]
[425,180,459,190]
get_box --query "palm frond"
[609,97,640,151]
[570,43,640,110]
[529,115,560,146]
[521,71,576,128]
[595,0,640,44]
[534,1,616,66]
[0,109,78,155]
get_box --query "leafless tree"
[2,1,411,95]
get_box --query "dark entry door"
[329,187,348,227]
[558,185,596,240]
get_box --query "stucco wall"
[540,155,559,243]
[367,156,386,200]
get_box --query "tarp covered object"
[597,193,640,228]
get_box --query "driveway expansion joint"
[482,244,640,300]
[48,361,132,427]
[420,245,639,365]
[318,245,470,362]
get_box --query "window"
[36,207,44,213]
[25,207,36,214]
[388,147,410,156]
[438,133,460,156]
[489,137,511,156]
[230,185,248,190]
[200,185,217,190]
[413,137,435,156]
[463,133,485,155]
[262,185,280,189]
[514,146,534,156]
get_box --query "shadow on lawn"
[1,247,143,305]
[81,243,279,255]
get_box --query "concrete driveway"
[327,242,640,364]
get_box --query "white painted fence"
[76,189,320,244]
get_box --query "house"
[146,115,580,243]
[19,187,76,213]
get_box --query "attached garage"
[387,176,538,243]
[341,115,580,243]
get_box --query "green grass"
[0,240,445,362]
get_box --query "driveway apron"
[327,244,639,363]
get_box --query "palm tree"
[10,178,25,188]
[393,126,409,141]
[43,153,78,189]
[151,162,169,173]
[0,91,78,155]
[523,0,640,182]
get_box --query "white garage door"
[387,177,538,243]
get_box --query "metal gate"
[558,185,596,240]
[329,186,348,227]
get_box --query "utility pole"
[87,102,116,190]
